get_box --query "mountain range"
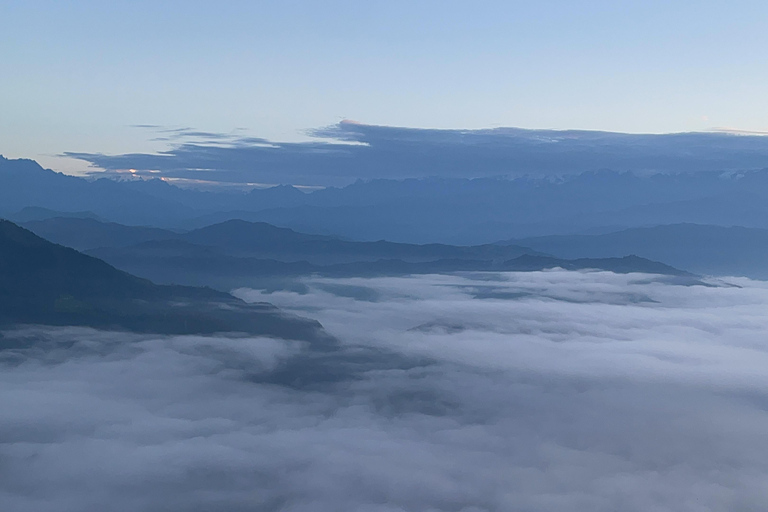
[0,214,695,341]
[5,150,765,340]
[3,154,768,283]
[5,155,768,244]
[511,224,768,279]
[12,216,690,290]
[0,219,326,340]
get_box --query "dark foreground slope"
[0,220,325,340]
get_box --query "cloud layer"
[3,270,768,511]
[65,123,768,186]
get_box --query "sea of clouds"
[3,270,768,511]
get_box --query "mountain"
[21,217,539,264]
[17,217,543,288]
[120,179,309,211]
[511,224,768,279]
[181,219,539,264]
[21,217,181,251]
[0,219,326,340]
[15,216,694,288]
[8,206,104,223]
[190,172,768,244]
[0,156,195,226]
[501,254,691,276]
[6,154,768,245]
[87,243,692,291]
[0,156,310,227]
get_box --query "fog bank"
[3,270,768,511]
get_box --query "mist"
[3,270,768,511]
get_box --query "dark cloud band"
[64,123,768,186]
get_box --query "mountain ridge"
[5,155,768,244]
[0,219,327,340]
[511,223,768,279]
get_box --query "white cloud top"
[3,270,768,511]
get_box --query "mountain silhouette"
[22,217,539,264]
[512,224,768,279]
[0,219,326,340]
[6,154,768,245]
[15,216,694,289]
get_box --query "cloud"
[63,123,768,187]
[3,270,768,510]
[710,127,768,136]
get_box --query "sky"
[2,0,768,176]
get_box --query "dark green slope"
[0,220,326,340]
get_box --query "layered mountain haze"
[8,147,768,284]
[512,224,768,279]
[22,217,537,261]
[0,220,326,340]
[5,151,768,244]
[8,2,768,508]
[0,157,194,226]
[4,141,768,510]
[17,216,692,290]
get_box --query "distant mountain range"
[22,217,538,262]
[0,214,694,337]
[14,216,692,290]
[0,220,326,340]
[511,224,768,279]
[4,155,768,244]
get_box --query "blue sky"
[2,0,768,175]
